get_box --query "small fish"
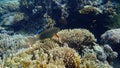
[92,20,97,23]
[35,27,60,40]
[52,33,60,41]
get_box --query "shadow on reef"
[57,11,109,42]
[0,0,117,39]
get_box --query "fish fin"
[52,33,60,41]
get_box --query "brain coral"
[56,28,96,50]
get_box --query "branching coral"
[13,38,59,57]
[3,45,80,68]
[81,48,113,68]
[0,0,117,35]
[0,0,20,15]
[49,46,81,68]
[55,28,96,50]
[0,33,32,58]
[0,27,117,68]
[3,45,113,68]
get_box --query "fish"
[52,33,60,41]
[92,19,97,23]
[35,27,60,40]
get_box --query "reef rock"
[0,0,20,15]
[101,28,120,57]
[101,28,120,45]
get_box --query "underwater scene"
[0,0,120,68]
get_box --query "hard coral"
[81,48,113,68]
[4,45,80,68]
[56,28,96,50]
[0,12,25,26]
[49,46,81,68]
[79,6,101,15]
[0,34,30,55]
[101,28,120,45]
[2,36,114,68]
[0,0,20,15]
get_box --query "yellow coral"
[79,6,101,15]
[49,46,81,68]
[2,29,113,68]
[56,28,96,50]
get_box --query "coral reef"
[2,44,112,68]
[101,28,120,58]
[49,46,81,68]
[101,28,120,45]
[0,0,119,67]
[35,27,60,40]
[79,6,101,15]
[0,33,33,58]
[0,28,116,68]
[105,14,120,29]
[0,0,20,15]
[81,49,112,68]
[0,0,118,37]
[0,12,25,26]
[55,28,96,50]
